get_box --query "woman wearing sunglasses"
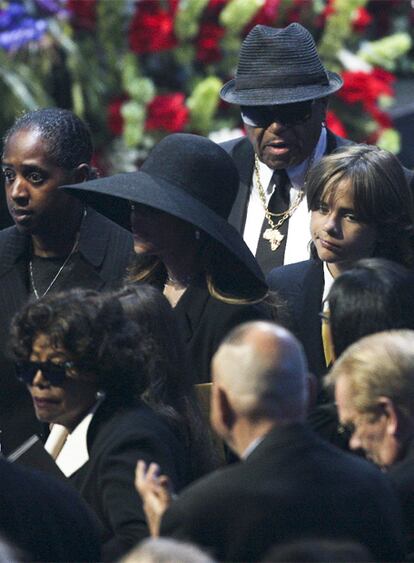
[9,289,192,561]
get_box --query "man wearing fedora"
[220,24,379,274]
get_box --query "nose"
[267,119,289,133]
[31,369,49,388]
[8,176,29,205]
[322,212,341,237]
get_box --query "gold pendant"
[263,227,284,251]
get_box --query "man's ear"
[217,386,236,432]
[378,396,399,436]
[72,163,91,183]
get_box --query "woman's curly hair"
[9,289,151,404]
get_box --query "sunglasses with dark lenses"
[14,360,75,386]
[241,100,315,128]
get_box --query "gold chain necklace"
[254,153,315,251]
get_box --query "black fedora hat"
[61,133,267,297]
[220,23,343,106]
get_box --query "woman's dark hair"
[327,258,414,358]
[3,108,94,170]
[116,284,220,477]
[306,144,414,268]
[9,289,150,405]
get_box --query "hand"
[135,460,174,537]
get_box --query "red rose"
[326,111,347,138]
[107,96,128,136]
[196,22,225,64]
[67,0,96,30]
[338,69,394,110]
[352,7,372,33]
[129,0,177,54]
[146,93,189,132]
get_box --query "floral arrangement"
[0,0,413,173]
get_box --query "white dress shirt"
[243,127,327,265]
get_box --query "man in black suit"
[136,321,405,562]
[219,23,346,274]
[328,330,414,557]
[219,23,414,275]
[0,108,133,454]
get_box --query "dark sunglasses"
[241,100,315,127]
[14,360,75,386]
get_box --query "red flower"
[338,69,394,110]
[196,22,225,64]
[107,97,128,136]
[129,1,177,54]
[326,111,347,138]
[67,0,96,30]
[146,93,189,132]
[352,7,372,33]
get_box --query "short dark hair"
[3,108,93,170]
[327,258,414,357]
[9,289,149,403]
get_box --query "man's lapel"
[228,138,255,233]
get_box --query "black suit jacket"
[0,208,134,454]
[387,439,414,555]
[161,423,405,562]
[70,400,192,562]
[173,278,273,383]
[0,457,100,562]
[267,259,325,379]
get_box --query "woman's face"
[130,203,197,257]
[2,128,78,236]
[26,333,98,432]
[310,179,378,275]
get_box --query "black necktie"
[255,168,290,275]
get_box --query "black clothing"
[70,399,191,561]
[387,439,414,556]
[173,277,273,382]
[161,423,405,562]
[0,457,100,562]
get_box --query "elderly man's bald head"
[212,322,309,421]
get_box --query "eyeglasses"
[241,100,315,128]
[14,360,75,386]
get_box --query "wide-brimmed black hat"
[220,23,343,106]
[61,133,267,298]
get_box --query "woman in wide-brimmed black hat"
[62,133,274,383]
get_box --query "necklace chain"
[29,208,86,299]
[254,152,315,251]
